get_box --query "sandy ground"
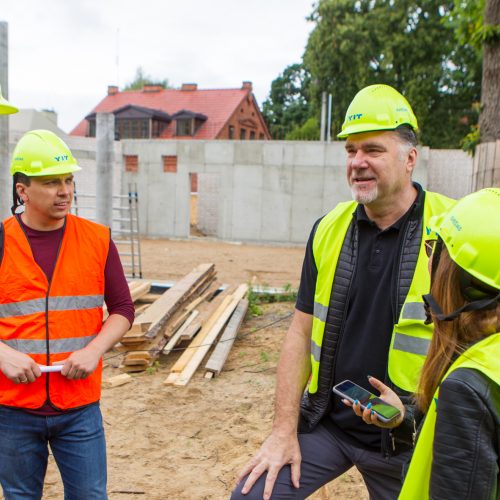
[38,238,367,499]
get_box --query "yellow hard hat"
[338,84,418,138]
[428,188,500,292]
[10,130,81,177]
[0,85,18,115]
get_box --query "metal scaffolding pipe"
[95,112,115,227]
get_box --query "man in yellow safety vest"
[231,84,454,500]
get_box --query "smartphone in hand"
[333,379,401,423]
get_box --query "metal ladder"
[72,184,143,278]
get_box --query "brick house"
[70,82,271,141]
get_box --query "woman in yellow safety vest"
[399,188,500,499]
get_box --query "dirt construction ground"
[39,238,367,500]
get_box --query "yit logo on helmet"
[347,113,363,122]
[450,216,462,231]
[54,155,69,162]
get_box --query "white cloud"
[2,0,315,132]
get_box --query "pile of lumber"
[113,263,248,385]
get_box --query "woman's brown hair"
[417,247,500,412]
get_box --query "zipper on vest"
[45,222,66,408]
[326,224,358,421]
[392,221,410,324]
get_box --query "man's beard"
[350,184,378,205]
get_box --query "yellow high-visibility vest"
[399,332,500,499]
[309,191,454,394]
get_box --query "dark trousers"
[231,421,411,500]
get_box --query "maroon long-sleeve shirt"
[19,217,134,414]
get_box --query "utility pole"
[96,113,115,227]
[327,94,333,142]
[0,21,10,219]
[320,91,327,141]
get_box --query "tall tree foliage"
[302,0,481,148]
[123,67,171,91]
[262,64,312,139]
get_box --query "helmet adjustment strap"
[423,292,500,323]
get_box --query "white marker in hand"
[38,365,63,373]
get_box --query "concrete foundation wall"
[121,140,432,243]
[427,149,473,199]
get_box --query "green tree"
[123,67,171,91]
[286,117,321,140]
[303,0,482,148]
[262,64,312,140]
[447,0,500,147]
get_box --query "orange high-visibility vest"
[0,214,109,410]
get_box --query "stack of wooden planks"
[164,284,248,386]
[111,263,248,384]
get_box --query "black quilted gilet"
[299,196,425,456]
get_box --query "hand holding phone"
[333,379,402,424]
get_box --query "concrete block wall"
[197,173,219,236]
[427,148,473,199]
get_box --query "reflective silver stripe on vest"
[313,302,328,322]
[0,295,104,318]
[401,302,427,321]
[0,334,98,354]
[393,333,430,356]
[49,295,104,312]
[310,339,321,362]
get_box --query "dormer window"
[172,110,207,137]
[85,105,171,139]
[176,118,193,136]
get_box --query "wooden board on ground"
[103,280,152,320]
[123,263,214,341]
[102,373,132,388]
[161,310,199,355]
[136,292,162,304]
[129,281,152,302]
[150,287,229,358]
[180,321,201,341]
[205,298,248,376]
[167,284,248,386]
[168,294,234,374]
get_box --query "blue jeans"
[0,404,107,500]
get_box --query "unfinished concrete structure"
[118,139,467,243]
[7,109,477,244]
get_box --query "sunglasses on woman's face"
[425,239,437,258]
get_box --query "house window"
[228,126,235,139]
[162,155,177,173]
[249,130,256,140]
[152,120,168,138]
[176,119,192,136]
[240,128,246,140]
[259,133,265,140]
[88,120,96,137]
[117,119,149,139]
[124,155,139,172]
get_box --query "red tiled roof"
[70,88,251,139]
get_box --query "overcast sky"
[2,0,315,133]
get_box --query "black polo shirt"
[296,193,419,449]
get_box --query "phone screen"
[333,380,400,421]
